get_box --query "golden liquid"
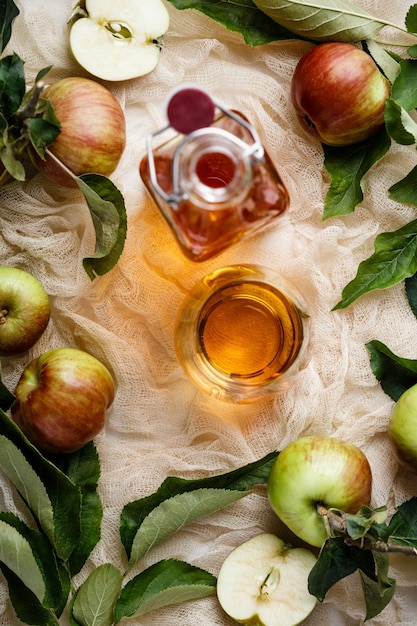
[197,281,303,383]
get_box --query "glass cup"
[174,264,309,403]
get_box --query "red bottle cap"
[166,86,215,135]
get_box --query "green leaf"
[51,443,103,576]
[129,488,249,566]
[0,408,81,560]
[250,0,385,43]
[366,340,417,401]
[364,39,401,85]
[26,117,61,159]
[391,59,417,110]
[360,552,396,620]
[0,511,69,614]
[24,89,61,159]
[167,0,297,46]
[71,563,123,626]
[308,536,376,602]
[34,65,53,84]
[333,218,417,309]
[0,519,46,603]
[345,506,388,541]
[53,441,101,489]
[0,435,55,544]
[406,4,417,34]
[0,563,60,626]
[120,451,277,559]
[385,99,417,145]
[0,138,25,180]
[385,497,417,548]
[323,127,391,219]
[0,0,19,53]
[389,163,417,206]
[69,490,103,577]
[76,174,127,279]
[0,53,26,118]
[114,559,216,623]
[405,272,417,317]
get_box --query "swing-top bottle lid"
[166,86,216,134]
[145,85,265,209]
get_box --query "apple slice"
[69,0,170,81]
[217,533,317,626]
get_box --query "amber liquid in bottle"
[139,112,289,262]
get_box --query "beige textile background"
[1,0,417,624]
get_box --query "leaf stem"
[15,81,44,121]
[283,0,415,38]
[345,537,417,556]
[372,37,417,47]
[318,505,417,556]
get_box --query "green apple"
[389,384,417,471]
[0,267,50,357]
[69,0,170,81]
[267,436,372,548]
[11,347,115,454]
[217,533,317,626]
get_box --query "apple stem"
[15,81,45,122]
[44,148,78,183]
[317,504,352,537]
[0,309,8,323]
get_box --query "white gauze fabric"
[1,0,417,624]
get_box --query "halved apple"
[217,533,317,626]
[69,0,170,81]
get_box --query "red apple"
[0,266,50,357]
[34,77,126,187]
[11,347,115,454]
[291,43,391,146]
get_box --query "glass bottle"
[139,87,290,262]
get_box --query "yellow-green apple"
[217,533,317,626]
[69,0,170,81]
[11,347,115,454]
[0,267,50,357]
[291,42,390,146]
[267,436,372,548]
[389,384,417,472]
[34,77,126,187]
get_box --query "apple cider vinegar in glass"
[139,86,289,262]
[175,265,308,403]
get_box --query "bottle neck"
[175,128,253,210]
